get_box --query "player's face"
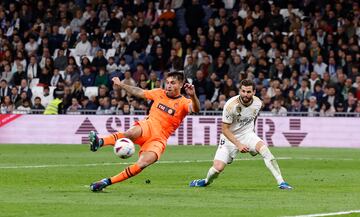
[165,76,182,97]
[239,85,255,104]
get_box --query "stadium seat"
[106,48,116,59]
[85,86,99,98]
[29,78,39,88]
[53,49,59,58]
[86,56,94,62]
[69,49,76,56]
[59,70,65,78]
[31,86,44,103]
[49,86,56,97]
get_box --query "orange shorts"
[133,120,166,160]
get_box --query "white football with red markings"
[113,138,135,159]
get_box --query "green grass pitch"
[0,144,359,217]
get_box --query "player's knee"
[137,159,153,169]
[124,127,141,140]
[213,160,226,173]
[137,152,158,169]
[259,145,275,160]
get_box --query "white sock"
[205,167,220,185]
[259,146,285,185]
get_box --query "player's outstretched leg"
[256,142,293,190]
[90,178,111,192]
[89,152,157,192]
[190,160,225,187]
[89,131,101,152]
[89,131,128,152]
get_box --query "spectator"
[19,79,32,100]
[50,68,64,87]
[1,64,13,83]
[92,50,108,71]
[80,67,95,87]
[9,87,20,105]
[71,81,85,101]
[94,68,108,87]
[307,96,320,116]
[15,99,32,114]
[97,96,112,115]
[63,65,80,86]
[193,70,214,103]
[54,49,68,71]
[271,99,287,116]
[289,96,307,113]
[74,33,91,56]
[320,101,336,117]
[184,55,198,81]
[118,57,130,74]
[106,57,118,74]
[344,93,357,112]
[12,65,27,86]
[0,96,14,114]
[25,36,39,56]
[67,98,82,114]
[0,80,11,98]
[32,97,45,110]
[26,56,41,80]
[313,55,327,78]
[89,40,101,57]
[147,71,158,90]
[120,71,136,98]
[70,10,86,33]
[296,79,312,101]
[322,84,344,108]
[41,86,53,108]
[15,91,29,108]
[81,96,97,110]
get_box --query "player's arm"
[222,123,249,153]
[254,100,264,125]
[184,83,200,113]
[112,77,146,99]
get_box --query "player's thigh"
[137,151,158,169]
[214,134,238,165]
[240,132,264,155]
[125,125,142,141]
[132,120,152,145]
[139,139,166,161]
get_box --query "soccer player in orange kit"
[89,71,200,192]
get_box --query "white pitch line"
[284,209,360,217]
[0,157,292,169]
[0,156,359,170]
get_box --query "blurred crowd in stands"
[0,0,359,116]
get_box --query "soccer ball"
[113,138,135,159]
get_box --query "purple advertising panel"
[0,115,359,147]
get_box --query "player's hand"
[237,144,249,153]
[112,77,121,86]
[184,83,195,96]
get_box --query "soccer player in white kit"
[190,79,292,189]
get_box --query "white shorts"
[214,132,263,164]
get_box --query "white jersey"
[222,95,262,138]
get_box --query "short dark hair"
[239,79,255,90]
[167,71,184,82]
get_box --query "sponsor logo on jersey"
[157,103,176,116]
[236,106,242,115]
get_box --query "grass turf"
[0,144,359,217]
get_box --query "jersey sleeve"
[143,88,163,100]
[222,102,233,124]
[183,98,192,114]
